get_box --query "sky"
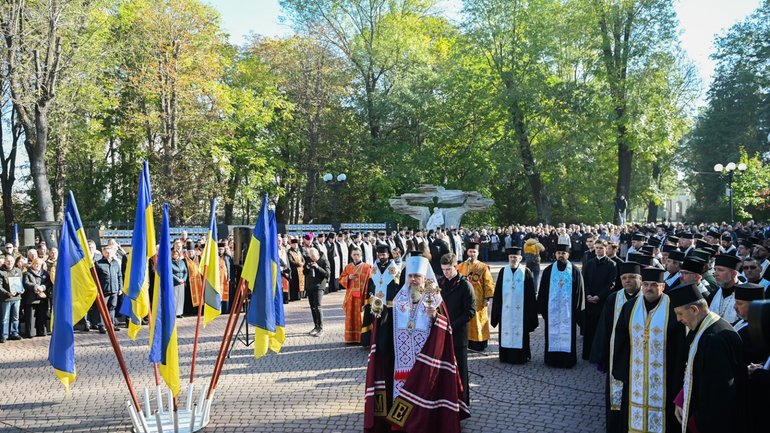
[206,0,763,102]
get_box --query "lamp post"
[713,162,747,223]
[323,172,347,230]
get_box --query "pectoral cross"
[558,277,565,290]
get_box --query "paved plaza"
[0,263,604,433]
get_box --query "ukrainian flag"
[48,212,98,394]
[245,195,285,359]
[149,203,180,396]
[201,198,221,325]
[119,162,155,340]
[268,209,286,352]
[61,192,98,327]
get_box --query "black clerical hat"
[466,242,479,250]
[738,239,754,249]
[681,257,706,274]
[668,250,686,262]
[693,233,704,240]
[679,232,694,240]
[687,249,711,261]
[290,238,299,244]
[641,267,665,283]
[694,239,710,249]
[506,247,522,256]
[714,254,741,270]
[667,235,680,244]
[662,245,679,253]
[668,284,704,308]
[721,233,732,241]
[707,229,721,238]
[735,283,765,301]
[556,244,569,252]
[618,261,641,276]
[186,240,195,251]
[640,245,655,254]
[631,233,647,242]
[376,244,390,254]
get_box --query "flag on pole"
[201,198,221,325]
[48,212,99,394]
[245,195,284,359]
[64,191,93,264]
[149,203,180,396]
[61,192,98,326]
[119,161,155,339]
[268,209,286,352]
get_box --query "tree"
[0,0,104,243]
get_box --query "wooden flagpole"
[89,267,143,413]
[207,279,246,398]
[188,262,208,383]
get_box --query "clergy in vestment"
[363,245,400,347]
[732,283,768,364]
[589,261,641,433]
[581,240,617,360]
[670,284,747,433]
[184,243,203,315]
[364,251,469,433]
[438,252,475,406]
[706,254,741,324]
[612,267,686,433]
[536,244,585,368]
[491,247,538,364]
[457,242,495,351]
[663,250,685,293]
[339,247,372,344]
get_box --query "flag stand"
[226,296,253,358]
[127,382,209,433]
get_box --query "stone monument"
[389,185,494,229]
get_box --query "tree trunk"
[0,102,19,242]
[647,162,661,222]
[510,102,551,223]
[29,104,56,246]
[224,171,240,225]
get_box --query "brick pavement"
[0,262,605,432]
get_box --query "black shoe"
[22,334,33,339]
[8,335,21,341]
[90,324,98,330]
[0,337,5,343]
[98,327,107,334]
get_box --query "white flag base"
[129,382,211,433]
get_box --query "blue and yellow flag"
[61,192,98,326]
[48,212,99,394]
[119,162,155,339]
[268,209,286,352]
[201,198,222,326]
[149,203,180,396]
[245,195,285,359]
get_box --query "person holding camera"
[304,247,330,337]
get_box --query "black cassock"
[681,316,747,433]
[588,289,638,433]
[748,361,770,433]
[439,273,476,406]
[581,256,617,360]
[611,296,686,433]
[491,266,538,364]
[536,261,585,368]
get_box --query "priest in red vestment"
[364,251,470,433]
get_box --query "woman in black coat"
[22,258,52,337]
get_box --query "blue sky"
[206,0,763,101]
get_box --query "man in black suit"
[304,247,330,337]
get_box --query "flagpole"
[207,279,246,399]
[189,265,208,383]
[88,267,143,413]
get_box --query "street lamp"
[713,161,747,223]
[323,172,347,230]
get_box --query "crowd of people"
[3,220,770,432]
[297,222,769,433]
